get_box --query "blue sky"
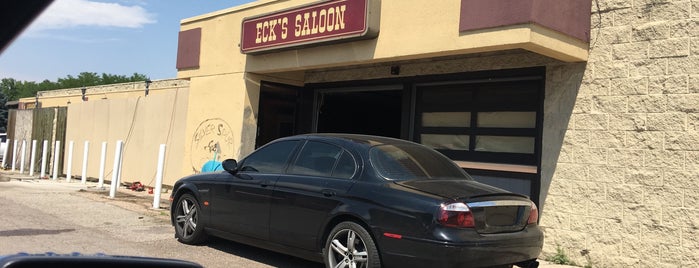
[0,0,255,82]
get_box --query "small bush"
[547,246,577,266]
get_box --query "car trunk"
[396,179,533,234]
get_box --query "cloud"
[29,0,156,31]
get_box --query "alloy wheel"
[327,228,369,268]
[175,196,198,240]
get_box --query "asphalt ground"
[0,170,576,268]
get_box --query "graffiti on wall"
[190,118,235,173]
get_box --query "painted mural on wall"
[190,118,235,173]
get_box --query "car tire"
[173,193,207,244]
[323,221,380,268]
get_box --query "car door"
[269,140,358,250]
[209,139,300,240]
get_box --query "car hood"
[395,179,521,200]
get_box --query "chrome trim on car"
[467,200,531,208]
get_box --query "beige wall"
[22,79,190,108]
[64,87,189,186]
[176,0,587,163]
[180,73,246,176]
[176,0,699,266]
[540,0,699,267]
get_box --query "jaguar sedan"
[170,134,543,268]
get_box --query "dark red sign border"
[240,0,379,54]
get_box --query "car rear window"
[369,144,472,181]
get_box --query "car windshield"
[369,144,472,181]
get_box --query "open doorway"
[256,82,303,147]
[316,88,403,138]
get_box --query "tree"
[0,72,149,101]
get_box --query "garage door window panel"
[415,80,541,166]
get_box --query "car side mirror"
[222,159,238,175]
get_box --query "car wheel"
[173,193,207,244]
[324,221,380,268]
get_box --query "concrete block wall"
[540,0,699,267]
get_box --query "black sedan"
[170,134,543,268]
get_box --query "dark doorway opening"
[316,90,403,138]
[256,82,306,148]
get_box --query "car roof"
[278,133,419,149]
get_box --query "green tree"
[0,72,149,101]
[1,78,19,101]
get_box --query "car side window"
[240,140,299,174]
[332,151,356,179]
[289,141,355,179]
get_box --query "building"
[13,0,698,266]
[175,0,698,266]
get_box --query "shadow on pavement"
[204,237,324,268]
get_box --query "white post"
[66,141,74,182]
[152,144,167,209]
[81,141,90,184]
[11,140,18,171]
[29,140,37,176]
[1,139,9,169]
[40,140,48,178]
[98,141,107,188]
[109,140,124,198]
[52,141,60,180]
[19,140,26,174]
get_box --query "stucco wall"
[24,79,191,108]
[175,0,588,168]
[64,87,189,186]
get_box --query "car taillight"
[527,202,538,224]
[438,202,475,228]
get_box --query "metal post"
[98,141,107,188]
[1,139,9,169]
[40,140,48,178]
[152,144,167,209]
[29,140,37,176]
[66,141,74,182]
[52,141,60,180]
[19,140,26,174]
[11,140,18,171]
[81,141,89,184]
[109,140,124,198]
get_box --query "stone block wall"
[540,0,699,267]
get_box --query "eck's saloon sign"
[241,0,379,54]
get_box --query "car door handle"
[260,180,271,188]
[321,189,336,197]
